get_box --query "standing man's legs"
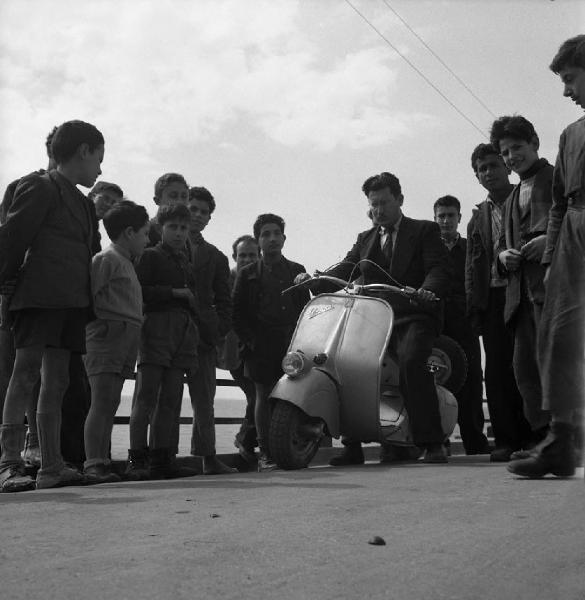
[481,287,531,459]
[187,346,236,474]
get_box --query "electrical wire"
[380,0,497,118]
[344,0,488,138]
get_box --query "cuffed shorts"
[84,319,140,378]
[138,310,199,371]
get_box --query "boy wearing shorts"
[83,201,149,484]
[127,203,199,480]
[0,120,103,492]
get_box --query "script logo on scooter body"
[307,304,334,319]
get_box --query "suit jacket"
[0,170,94,311]
[322,216,451,321]
[498,160,553,323]
[189,236,232,349]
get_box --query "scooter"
[267,273,466,469]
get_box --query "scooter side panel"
[270,370,340,438]
[336,297,393,441]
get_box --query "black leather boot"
[507,422,576,478]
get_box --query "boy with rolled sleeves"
[508,35,585,479]
[83,201,149,484]
[0,120,103,492]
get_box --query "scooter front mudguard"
[270,369,340,438]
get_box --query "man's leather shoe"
[329,444,364,466]
[421,444,448,464]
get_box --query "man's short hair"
[45,127,58,159]
[362,172,402,198]
[88,181,124,202]
[103,200,149,241]
[433,195,461,214]
[153,172,188,200]
[253,213,285,240]
[470,143,502,173]
[189,186,216,214]
[550,34,585,73]
[231,234,258,259]
[156,203,191,226]
[50,120,104,164]
[490,115,539,151]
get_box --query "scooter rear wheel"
[269,400,324,470]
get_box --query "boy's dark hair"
[253,214,285,240]
[231,234,258,259]
[103,200,149,241]
[88,181,124,202]
[550,35,585,73]
[489,115,539,151]
[470,143,502,173]
[434,195,461,214]
[153,172,188,200]
[189,186,216,214]
[50,120,104,164]
[45,126,58,159]
[362,172,402,198]
[156,203,191,226]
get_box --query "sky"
[1,0,584,273]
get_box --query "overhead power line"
[344,0,488,138]
[381,0,497,118]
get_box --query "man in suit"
[466,144,531,462]
[300,171,452,464]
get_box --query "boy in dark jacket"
[0,120,104,492]
[490,116,553,444]
[128,204,199,480]
[233,214,310,471]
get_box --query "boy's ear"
[78,142,90,159]
[153,196,160,206]
[530,135,540,152]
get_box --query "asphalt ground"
[1,449,583,600]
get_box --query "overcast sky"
[1,0,583,272]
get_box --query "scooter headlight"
[282,351,305,377]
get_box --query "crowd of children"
[0,34,584,493]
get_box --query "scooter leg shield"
[270,371,340,438]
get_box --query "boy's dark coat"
[0,170,96,311]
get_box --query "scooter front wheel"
[269,400,324,470]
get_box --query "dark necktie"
[380,226,392,257]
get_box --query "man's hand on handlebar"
[414,288,437,302]
[294,273,312,286]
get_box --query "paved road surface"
[1,453,583,600]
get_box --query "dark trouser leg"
[443,318,489,453]
[254,381,277,455]
[481,287,531,450]
[231,364,257,450]
[512,298,549,432]
[61,354,91,466]
[391,317,444,446]
[187,346,216,457]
